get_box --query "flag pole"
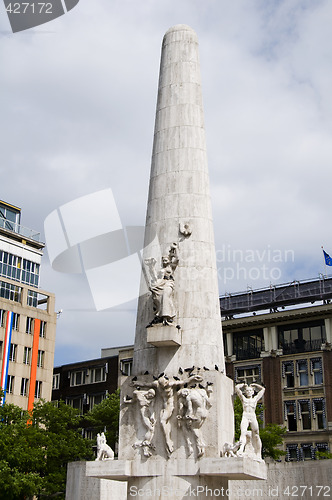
[322,246,327,277]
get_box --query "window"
[23,346,31,365]
[35,381,42,399]
[37,350,44,368]
[311,358,323,385]
[316,443,329,458]
[0,280,21,302]
[20,378,29,396]
[235,365,260,385]
[313,399,326,430]
[9,343,17,362]
[26,317,33,334]
[279,321,326,353]
[52,373,60,390]
[66,397,83,412]
[286,444,299,461]
[90,366,107,383]
[0,250,39,287]
[297,360,308,386]
[300,443,313,460]
[285,401,297,431]
[0,309,5,327]
[89,393,106,409]
[233,329,264,360]
[7,374,14,394]
[12,313,19,331]
[70,370,86,387]
[0,203,20,228]
[120,358,133,376]
[282,361,294,388]
[39,321,46,338]
[22,259,40,287]
[298,400,311,430]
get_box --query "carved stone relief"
[145,243,179,326]
[125,370,212,458]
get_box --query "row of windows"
[286,443,329,461]
[0,311,47,337]
[234,356,323,388]
[66,392,107,411]
[282,358,323,387]
[0,280,21,302]
[0,343,45,367]
[52,365,108,390]
[6,375,42,398]
[69,366,108,387]
[285,399,326,431]
[0,251,40,288]
[225,320,327,360]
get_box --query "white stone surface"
[229,460,332,500]
[65,462,127,500]
[147,325,182,346]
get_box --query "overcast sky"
[1,0,332,366]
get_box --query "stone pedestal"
[85,457,267,499]
[147,325,182,347]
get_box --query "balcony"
[0,216,40,242]
[281,338,324,354]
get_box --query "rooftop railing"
[0,216,40,242]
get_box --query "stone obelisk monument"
[81,24,266,500]
[119,24,234,496]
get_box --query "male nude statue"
[235,382,265,459]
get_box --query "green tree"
[84,390,120,452]
[234,396,286,460]
[0,398,93,500]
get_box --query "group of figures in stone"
[124,373,213,458]
[222,382,265,462]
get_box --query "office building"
[0,200,56,410]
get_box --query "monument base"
[78,457,267,499]
[146,325,182,346]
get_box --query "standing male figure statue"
[235,382,265,460]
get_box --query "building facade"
[0,200,56,410]
[222,277,332,461]
[52,353,119,414]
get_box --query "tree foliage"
[234,395,286,460]
[84,389,120,452]
[0,398,93,500]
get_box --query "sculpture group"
[124,370,213,459]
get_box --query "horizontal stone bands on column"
[157,83,203,108]
[151,149,208,176]
[148,171,210,199]
[152,126,207,155]
[154,103,204,131]
[158,62,201,86]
